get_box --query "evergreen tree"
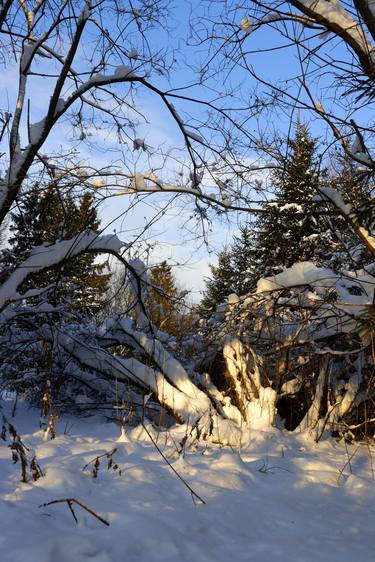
[325,159,373,270]
[2,182,109,314]
[201,124,374,315]
[230,222,259,295]
[200,248,234,317]
[252,121,322,280]
[147,260,182,335]
[229,129,373,295]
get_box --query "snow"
[91,177,105,188]
[240,18,253,34]
[185,130,204,143]
[350,133,372,165]
[351,133,363,155]
[318,187,352,215]
[79,66,138,93]
[256,261,337,293]
[0,232,123,309]
[114,65,134,78]
[131,173,147,190]
[21,44,34,73]
[246,386,277,430]
[279,202,303,212]
[133,138,147,151]
[253,260,375,344]
[1,400,375,562]
[128,49,138,60]
[169,103,182,124]
[29,118,46,144]
[79,0,92,22]
[298,1,374,55]
[355,152,372,165]
[109,316,211,404]
[226,293,239,305]
[54,98,66,116]
[91,73,106,83]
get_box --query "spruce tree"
[200,248,234,317]
[147,260,181,334]
[231,222,259,295]
[200,124,374,314]
[234,121,333,290]
[325,159,373,270]
[229,128,372,294]
[255,122,321,278]
[3,182,109,314]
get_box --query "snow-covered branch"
[0,232,123,310]
[289,1,375,78]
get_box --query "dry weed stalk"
[82,448,122,477]
[1,413,44,482]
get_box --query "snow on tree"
[248,122,326,280]
[0,0,251,437]
[0,0,375,444]
[198,258,375,439]
[2,182,109,314]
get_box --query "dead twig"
[39,498,110,526]
[141,422,206,505]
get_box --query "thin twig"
[141,422,206,505]
[337,445,360,483]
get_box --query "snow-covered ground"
[1,400,374,562]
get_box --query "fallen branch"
[39,498,110,526]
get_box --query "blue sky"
[0,0,248,298]
[2,1,371,299]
